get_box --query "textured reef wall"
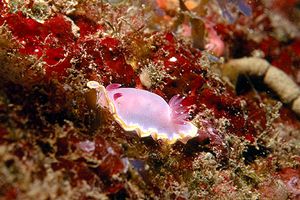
[0,0,300,199]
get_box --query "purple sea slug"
[87,81,198,144]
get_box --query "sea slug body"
[87,81,198,144]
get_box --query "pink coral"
[205,24,225,56]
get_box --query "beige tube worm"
[222,57,300,116]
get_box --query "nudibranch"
[87,81,198,144]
